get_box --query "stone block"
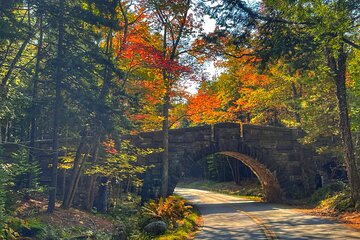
[291,164,303,176]
[287,153,301,162]
[276,141,294,151]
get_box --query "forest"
[0,0,359,239]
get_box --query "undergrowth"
[0,193,200,239]
[308,181,355,212]
[107,194,201,239]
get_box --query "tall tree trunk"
[48,0,65,213]
[328,46,360,204]
[161,26,169,197]
[157,0,190,197]
[92,23,114,210]
[28,13,44,188]
[161,90,170,196]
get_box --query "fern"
[142,196,192,229]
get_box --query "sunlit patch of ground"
[177,178,264,201]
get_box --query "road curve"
[175,188,360,240]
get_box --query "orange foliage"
[186,88,227,124]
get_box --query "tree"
[147,0,193,197]
[186,81,229,125]
[207,0,360,204]
[48,0,65,213]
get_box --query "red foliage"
[102,138,118,155]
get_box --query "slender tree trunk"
[161,90,170,196]
[0,34,31,92]
[68,149,90,208]
[291,82,301,124]
[85,175,98,210]
[84,139,99,210]
[4,121,9,142]
[157,0,190,197]
[0,42,14,70]
[328,47,360,204]
[97,177,108,213]
[62,135,87,209]
[161,26,169,197]
[48,0,65,213]
[60,169,66,200]
[28,13,44,188]
[226,157,236,184]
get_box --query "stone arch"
[218,151,281,202]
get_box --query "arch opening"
[218,152,281,202]
[177,151,281,203]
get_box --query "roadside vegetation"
[1,191,200,239]
[303,181,360,230]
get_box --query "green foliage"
[142,195,193,230]
[308,181,346,205]
[318,190,355,212]
[0,147,10,238]
[86,139,158,188]
[34,223,114,240]
[10,148,41,189]
[157,210,200,240]
[3,216,44,238]
[206,154,221,180]
[0,146,42,238]
[109,199,143,240]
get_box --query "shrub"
[0,147,42,238]
[308,181,346,205]
[318,190,355,212]
[142,195,193,229]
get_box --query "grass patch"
[177,179,264,201]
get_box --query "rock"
[143,221,167,236]
[113,223,127,240]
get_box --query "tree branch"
[343,37,360,50]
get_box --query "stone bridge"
[131,123,324,202]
